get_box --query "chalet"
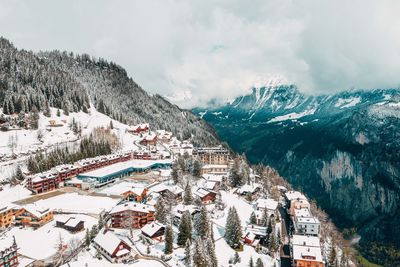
[122,187,148,202]
[193,146,230,165]
[48,120,64,127]
[243,224,268,247]
[15,204,53,228]
[127,123,150,135]
[0,204,18,229]
[0,237,19,267]
[93,230,133,263]
[201,164,229,175]
[237,183,262,200]
[110,202,155,229]
[150,184,184,201]
[254,198,279,224]
[193,188,217,204]
[141,222,165,241]
[172,204,200,225]
[56,217,85,233]
[156,130,173,143]
[140,133,157,146]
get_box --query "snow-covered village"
[0,104,350,267]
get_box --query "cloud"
[0,0,399,108]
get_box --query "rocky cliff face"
[194,83,400,251]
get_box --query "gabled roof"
[237,183,261,194]
[64,218,84,228]
[110,202,155,215]
[193,188,216,198]
[256,198,278,211]
[285,191,307,201]
[141,222,165,237]
[94,230,129,255]
[23,204,52,218]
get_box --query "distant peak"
[252,74,289,89]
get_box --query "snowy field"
[98,181,149,196]
[5,214,97,260]
[65,248,165,267]
[34,193,119,215]
[0,184,32,203]
[0,105,141,181]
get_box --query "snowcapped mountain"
[194,82,400,259]
[195,82,399,124]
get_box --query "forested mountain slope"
[194,81,400,266]
[0,37,217,145]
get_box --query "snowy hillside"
[0,105,141,181]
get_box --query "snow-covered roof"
[23,203,52,218]
[294,208,312,218]
[202,164,228,169]
[237,183,261,194]
[194,188,215,198]
[172,204,199,218]
[285,191,307,201]
[78,159,172,178]
[245,224,268,237]
[0,204,17,214]
[64,218,83,228]
[204,181,217,190]
[297,216,320,224]
[203,173,225,182]
[256,198,278,211]
[292,245,323,262]
[30,171,58,183]
[110,202,155,215]
[292,235,321,247]
[54,164,78,173]
[141,222,165,237]
[94,230,129,255]
[123,187,147,196]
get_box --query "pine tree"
[177,210,192,246]
[193,238,205,267]
[233,251,241,264]
[229,157,242,187]
[328,245,337,267]
[164,225,173,254]
[225,207,242,249]
[249,211,257,225]
[184,183,193,205]
[85,229,91,247]
[184,240,192,267]
[195,205,210,237]
[90,225,98,240]
[249,257,254,267]
[261,208,269,227]
[56,109,61,117]
[256,258,264,267]
[155,197,168,224]
[109,120,114,129]
[14,166,24,181]
[172,164,179,184]
[192,160,201,177]
[205,235,217,267]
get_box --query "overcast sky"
[1,0,400,108]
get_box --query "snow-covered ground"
[334,97,361,108]
[98,181,149,196]
[34,193,119,215]
[0,184,32,203]
[268,107,316,123]
[0,105,141,181]
[4,214,97,260]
